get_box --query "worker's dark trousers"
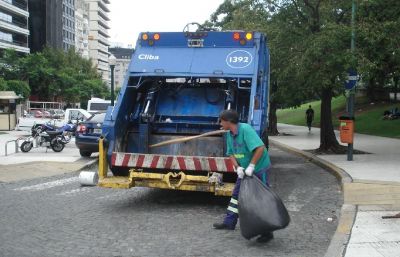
[223,167,270,228]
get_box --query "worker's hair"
[219,110,239,124]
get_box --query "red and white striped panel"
[111,152,235,173]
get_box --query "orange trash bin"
[339,117,354,144]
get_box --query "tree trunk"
[366,78,376,102]
[268,100,279,135]
[318,87,341,152]
[394,76,399,102]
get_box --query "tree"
[208,0,356,152]
[4,80,30,99]
[205,0,298,136]
[356,0,400,102]
[6,47,109,104]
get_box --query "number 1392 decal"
[226,50,253,69]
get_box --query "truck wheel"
[111,167,129,176]
[51,141,65,152]
[20,141,33,152]
[79,150,92,157]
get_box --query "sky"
[109,0,225,48]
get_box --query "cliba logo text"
[138,54,159,60]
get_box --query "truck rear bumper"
[98,170,234,196]
[111,152,235,173]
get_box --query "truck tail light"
[233,32,240,41]
[141,33,148,40]
[153,33,160,40]
[245,32,253,40]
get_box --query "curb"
[270,139,356,257]
[78,158,98,172]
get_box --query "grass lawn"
[277,96,400,139]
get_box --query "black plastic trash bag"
[238,175,290,239]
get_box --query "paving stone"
[0,146,342,257]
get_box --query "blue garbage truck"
[98,27,270,196]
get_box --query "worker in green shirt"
[213,109,273,243]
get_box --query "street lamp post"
[109,55,116,106]
[346,0,356,161]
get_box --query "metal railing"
[0,0,28,11]
[0,17,28,29]
[4,137,24,156]
[0,38,28,47]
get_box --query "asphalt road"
[0,146,342,257]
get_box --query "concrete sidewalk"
[271,124,400,257]
[0,131,97,182]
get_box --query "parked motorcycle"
[20,123,68,153]
[39,121,77,144]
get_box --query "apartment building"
[29,0,75,52]
[86,0,110,82]
[109,47,134,89]
[0,0,29,54]
[75,0,89,58]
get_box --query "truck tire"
[79,150,92,157]
[111,167,129,176]
[20,141,33,153]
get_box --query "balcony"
[97,33,109,46]
[98,0,110,13]
[0,19,29,35]
[0,0,29,17]
[97,14,110,29]
[0,38,29,53]
[98,28,109,38]
[98,42,108,53]
[98,52,109,62]
[97,60,109,72]
[98,7,110,20]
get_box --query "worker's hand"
[245,164,255,176]
[235,166,245,179]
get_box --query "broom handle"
[149,129,228,148]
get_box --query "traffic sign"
[345,69,358,90]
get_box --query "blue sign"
[345,69,358,90]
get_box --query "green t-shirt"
[226,123,271,172]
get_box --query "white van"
[87,98,111,114]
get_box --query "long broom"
[149,129,228,148]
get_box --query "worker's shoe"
[213,222,235,230]
[256,232,274,243]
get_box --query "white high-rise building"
[0,0,29,54]
[85,0,110,82]
[109,47,134,89]
[75,0,89,59]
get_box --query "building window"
[0,31,12,42]
[0,11,12,23]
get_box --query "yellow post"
[98,137,108,179]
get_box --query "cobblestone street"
[0,147,342,257]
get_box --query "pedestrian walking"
[213,109,273,243]
[306,105,314,132]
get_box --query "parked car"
[48,109,65,119]
[75,112,106,157]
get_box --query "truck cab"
[99,28,270,196]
